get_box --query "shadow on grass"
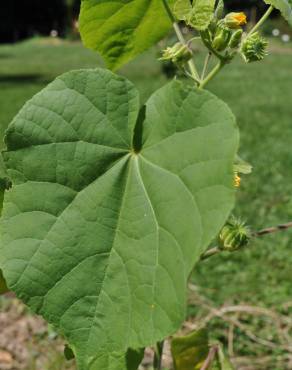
[0,53,13,59]
[0,73,50,85]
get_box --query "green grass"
[193,47,292,307]
[0,36,292,367]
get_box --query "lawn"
[0,37,291,369]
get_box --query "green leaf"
[79,0,173,70]
[171,329,209,370]
[173,0,192,21]
[188,0,216,30]
[263,0,292,25]
[214,0,225,19]
[0,68,238,370]
[171,329,234,370]
[173,0,216,30]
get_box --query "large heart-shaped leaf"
[264,0,292,25]
[79,0,173,70]
[0,68,238,369]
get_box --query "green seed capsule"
[241,32,268,63]
[219,216,251,252]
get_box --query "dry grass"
[1,290,291,370]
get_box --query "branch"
[153,341,164,370]
[200,345,219,370]
[161,0,200,82]
[200,221,292,261]
[199,60,226,89]
[254,222,292,237]
[248,5,274,36]
[188,287,292,353]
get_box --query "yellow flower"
[234,173,241,187]
[225,12,247,29]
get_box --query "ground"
[0,37,292,369]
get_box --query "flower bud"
[241,32,268,63]
[160,42,192,66]
[219,216,251,252]
[229,29,243,49]
[212,26,232,51]
[224,12,247,29]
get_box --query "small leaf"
[171,329,209,370]
[0,68,238,370]
[188,0,216,30]
[263,0,292,25]
[79,0,173,70]
[214,0,225,19]
[171,330,234,370]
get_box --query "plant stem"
[200,221,292,261]
[199,31,226,62]
[200,247,221,260]
[173,24,200,81]
[201,52,212,80]
[161,0,200,82]
[254,221,292,237]
[187,36,202,44]
[248,5,274,36]
[153,341,164,370]
[199,61,225,89]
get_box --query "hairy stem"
[200,246,221,261]
[254,221,292,237]
[201,52,212,80]
[153,341,164,370]
[200,221,292,260]
[199,31,226,62]
[248,5,274,36]
[199,61,225,89]
[161,0,200,83]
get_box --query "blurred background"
[0,1,292,369]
